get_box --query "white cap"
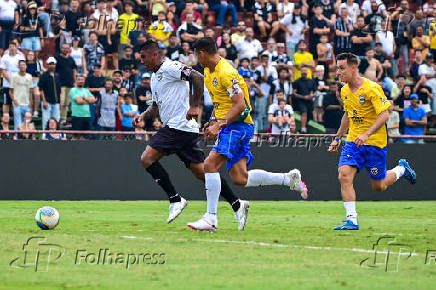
[142,72,151,79]
[47,57,57,64]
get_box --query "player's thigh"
[338,165,358,185]
[204,150,228,173]
[229,157,249,186]
[141,145,167,167]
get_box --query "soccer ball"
[35,206,60,230]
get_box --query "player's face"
[195,50,207,67]
[140,50,159,72]
[336,59,353,83]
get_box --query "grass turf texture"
[1,201,435,290]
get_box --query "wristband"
[335,137,341,142]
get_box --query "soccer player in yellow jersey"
[329,53,417,230]
[187,38,308,232]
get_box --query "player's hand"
[205,122,221,140]
[328,139,341,153]
[186,106,200,120]
[354,133,369,147]
[132,115,142,128]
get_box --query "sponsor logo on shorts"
[370,167,379,176]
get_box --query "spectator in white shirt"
[236,27,263,60]
[339,0,360,24]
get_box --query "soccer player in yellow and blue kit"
[329,53,417,230]
[187,37,308,232]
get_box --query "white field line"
[120,235,152,240]
[191,239,420,256]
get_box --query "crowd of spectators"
[0,0,435,143]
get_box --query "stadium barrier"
[0,131,435,201]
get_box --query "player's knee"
[338,171,353,185]
[204,160,218,173]
[372,183,386,192]
[140,152,153,168]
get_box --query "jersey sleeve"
[370,84,391,115]
[164,61,193,81]
[221,69,243,98]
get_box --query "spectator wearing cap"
[236,27,263,61]
[97,78,118,135]
[177,12,203,47]
[56,43,77,126]
[167,33,184,61]
[208,0,237,27]
[412,26,431,58]
[418,53,435,80]
[84,31,106,74]
[0,0,19,56]
[135,73,153,129]
[117,1,139,51]
[70,75,96,139]
[38,57,61,129]
[293,40,314,81]
[20,1,43,58]
[334,5,353,56]
[413,75,434,117]
[403,94,427,144]
[147,11,174,47]
[0,41,25,115]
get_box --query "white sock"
[245,169,290,187]
[205,173,221,218]
[344,201,358,225]
[391,166,406,180]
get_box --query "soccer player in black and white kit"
[133,40,250,230]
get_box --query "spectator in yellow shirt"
[147,11,174,46]
[412,26,430,58]
[293,40,315,80]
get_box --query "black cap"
[427,53,434,58]
[294,3,302,9]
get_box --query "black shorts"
[294,99,313,113]
[148,126,205,168]
[72,116,90,131]
[3,88,12,105]
[99,35,119,54]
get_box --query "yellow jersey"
[204,57,254,124]
[341,78,391,148]
[430,20,436,49]
[118,13,139,44]
[147,21,173,46]
[293,51,313,80]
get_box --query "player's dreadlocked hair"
[336,53,360,66]
[140,40,162,54]
[193,37,218,54]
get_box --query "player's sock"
[145,162,181,203]
[344,201,358,225]
[220,178,241,212]
[205,172,221,216]
[245,169,290,187]
[392,166,406,180]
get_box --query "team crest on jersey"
[213,77,218,87]
[370,167,379,176]
[157,72,163,81]
[359,95,365,104]
[381,97,387,103]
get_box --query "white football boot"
[234,200,250,231]
[167,197,187,223]
[187,213,217,232]
[287,169,309,200]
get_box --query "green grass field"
[1,201,435,290]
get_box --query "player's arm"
[133,102,159,127]
[328,111,349,152]
[184,68,204,120]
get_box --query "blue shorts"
[213,122,254,171]
[338,142,387,180]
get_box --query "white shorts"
[421,103,431,114]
